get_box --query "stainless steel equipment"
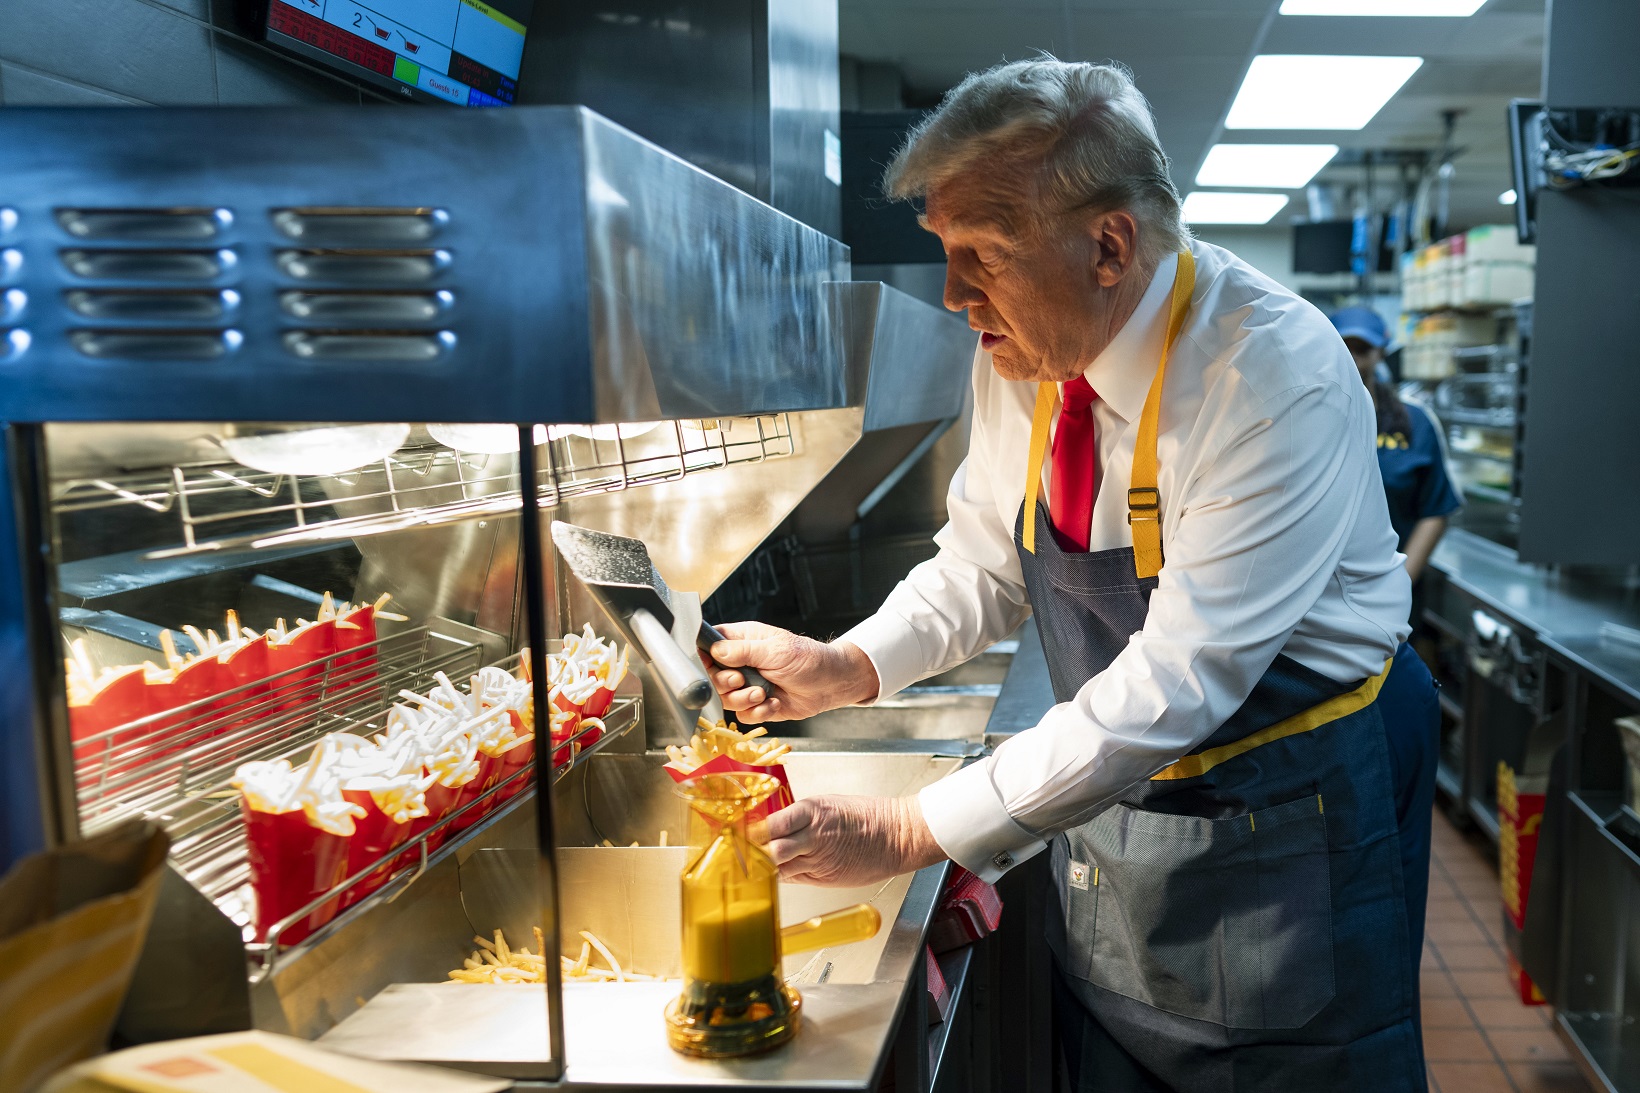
[0,101,982,1089]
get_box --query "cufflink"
[992,851,1013,871]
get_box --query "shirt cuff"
[839,611,927,702]
[918,758,1048,883]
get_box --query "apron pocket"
[1075,793,1335,1031]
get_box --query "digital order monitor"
[262,0,534,107]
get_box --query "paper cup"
[242,802,349,945]
[339,789,413,909]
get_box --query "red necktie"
[1049,376,1099,552]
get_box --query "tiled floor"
[1422,806,1590,1093]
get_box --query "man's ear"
[1090,210,1140,288]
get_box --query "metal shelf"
[70,626,643,967]
[52,416,794,559]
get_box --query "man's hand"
[760,795,946,887]
[707,622,879,723]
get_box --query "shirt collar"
[1075,249,1180,424]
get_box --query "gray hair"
[885,57,1187,264]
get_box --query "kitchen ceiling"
[840,0,1545,232]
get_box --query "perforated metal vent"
[55,207,242,361]
[271,207,455,362]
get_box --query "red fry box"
[450,751,504,833]
[266,619,338,715]
[242,801,350,946]
[215,636,272,741]
[549,723,577,767]
[582,685,616,720]
[149,655,233,766]
[339,788,413,909]
[332,605,380,684]
[492,734,536,805]
[69,665,151,780]
[665,753,793,822]
[552,689,585,721]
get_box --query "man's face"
[923,167,1130,384]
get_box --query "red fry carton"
[241,802,349,946]
[338,789,413,909]
[665,752,793,822]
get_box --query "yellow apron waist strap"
[1150,656,1394,782]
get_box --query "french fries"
[663,716,790,773]
[448,928,669,983]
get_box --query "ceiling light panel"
[1195,144,1339,189]
[1181,192,1290,225]
[1226,55,1423,130]
[1280,0,1488,15]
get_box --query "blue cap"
[1330,306,1389,349]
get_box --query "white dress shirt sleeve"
[841,393,1034,702]
[919,378,1398,882]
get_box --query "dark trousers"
[1379,642,1441,976]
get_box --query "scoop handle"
[779,903,882,956]
[698,622,771,699]
[630,608,713,709]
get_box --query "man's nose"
[943,260,984,313]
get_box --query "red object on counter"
[450,751,504,832]
[1499,762,1548,1006]
[242,802,349,946]
[927,867,1004,954]
[491,735,535,806]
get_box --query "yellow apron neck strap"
[1022,249,1197,579]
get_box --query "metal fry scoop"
[550,521,769,711]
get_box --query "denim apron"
[1019,252,1425,1091]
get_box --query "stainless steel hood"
[0,105,849,425]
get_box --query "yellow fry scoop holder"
[665,771,882,1058]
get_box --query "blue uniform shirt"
[1377,400,1461,548]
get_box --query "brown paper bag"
[0,820,169,1093]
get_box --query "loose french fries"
[448,927,668,984]
[662,716,790,773]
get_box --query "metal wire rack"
[51,416,795,558]
[73,626,485,834]
[71,629,642,967]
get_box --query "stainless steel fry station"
[4,1,1640,1092]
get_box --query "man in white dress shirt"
[710,58,1435,1091]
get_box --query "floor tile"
[1429,919,1493,947]
[1425,1026,1497,1063]
[1423,994,1479,1029]
[1424,969,1461,998]
[1506,1061,1589,1092]
[1440,943,1506,971]
[1429,1060,1515,1092]
[1468,997,1553,1029]
[1487,1025,1569,1063]
[1429,901,1480,922]
[1452,969,1522,999]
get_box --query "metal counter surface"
[981,619,1053,742]
[1430,528,1640,703]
